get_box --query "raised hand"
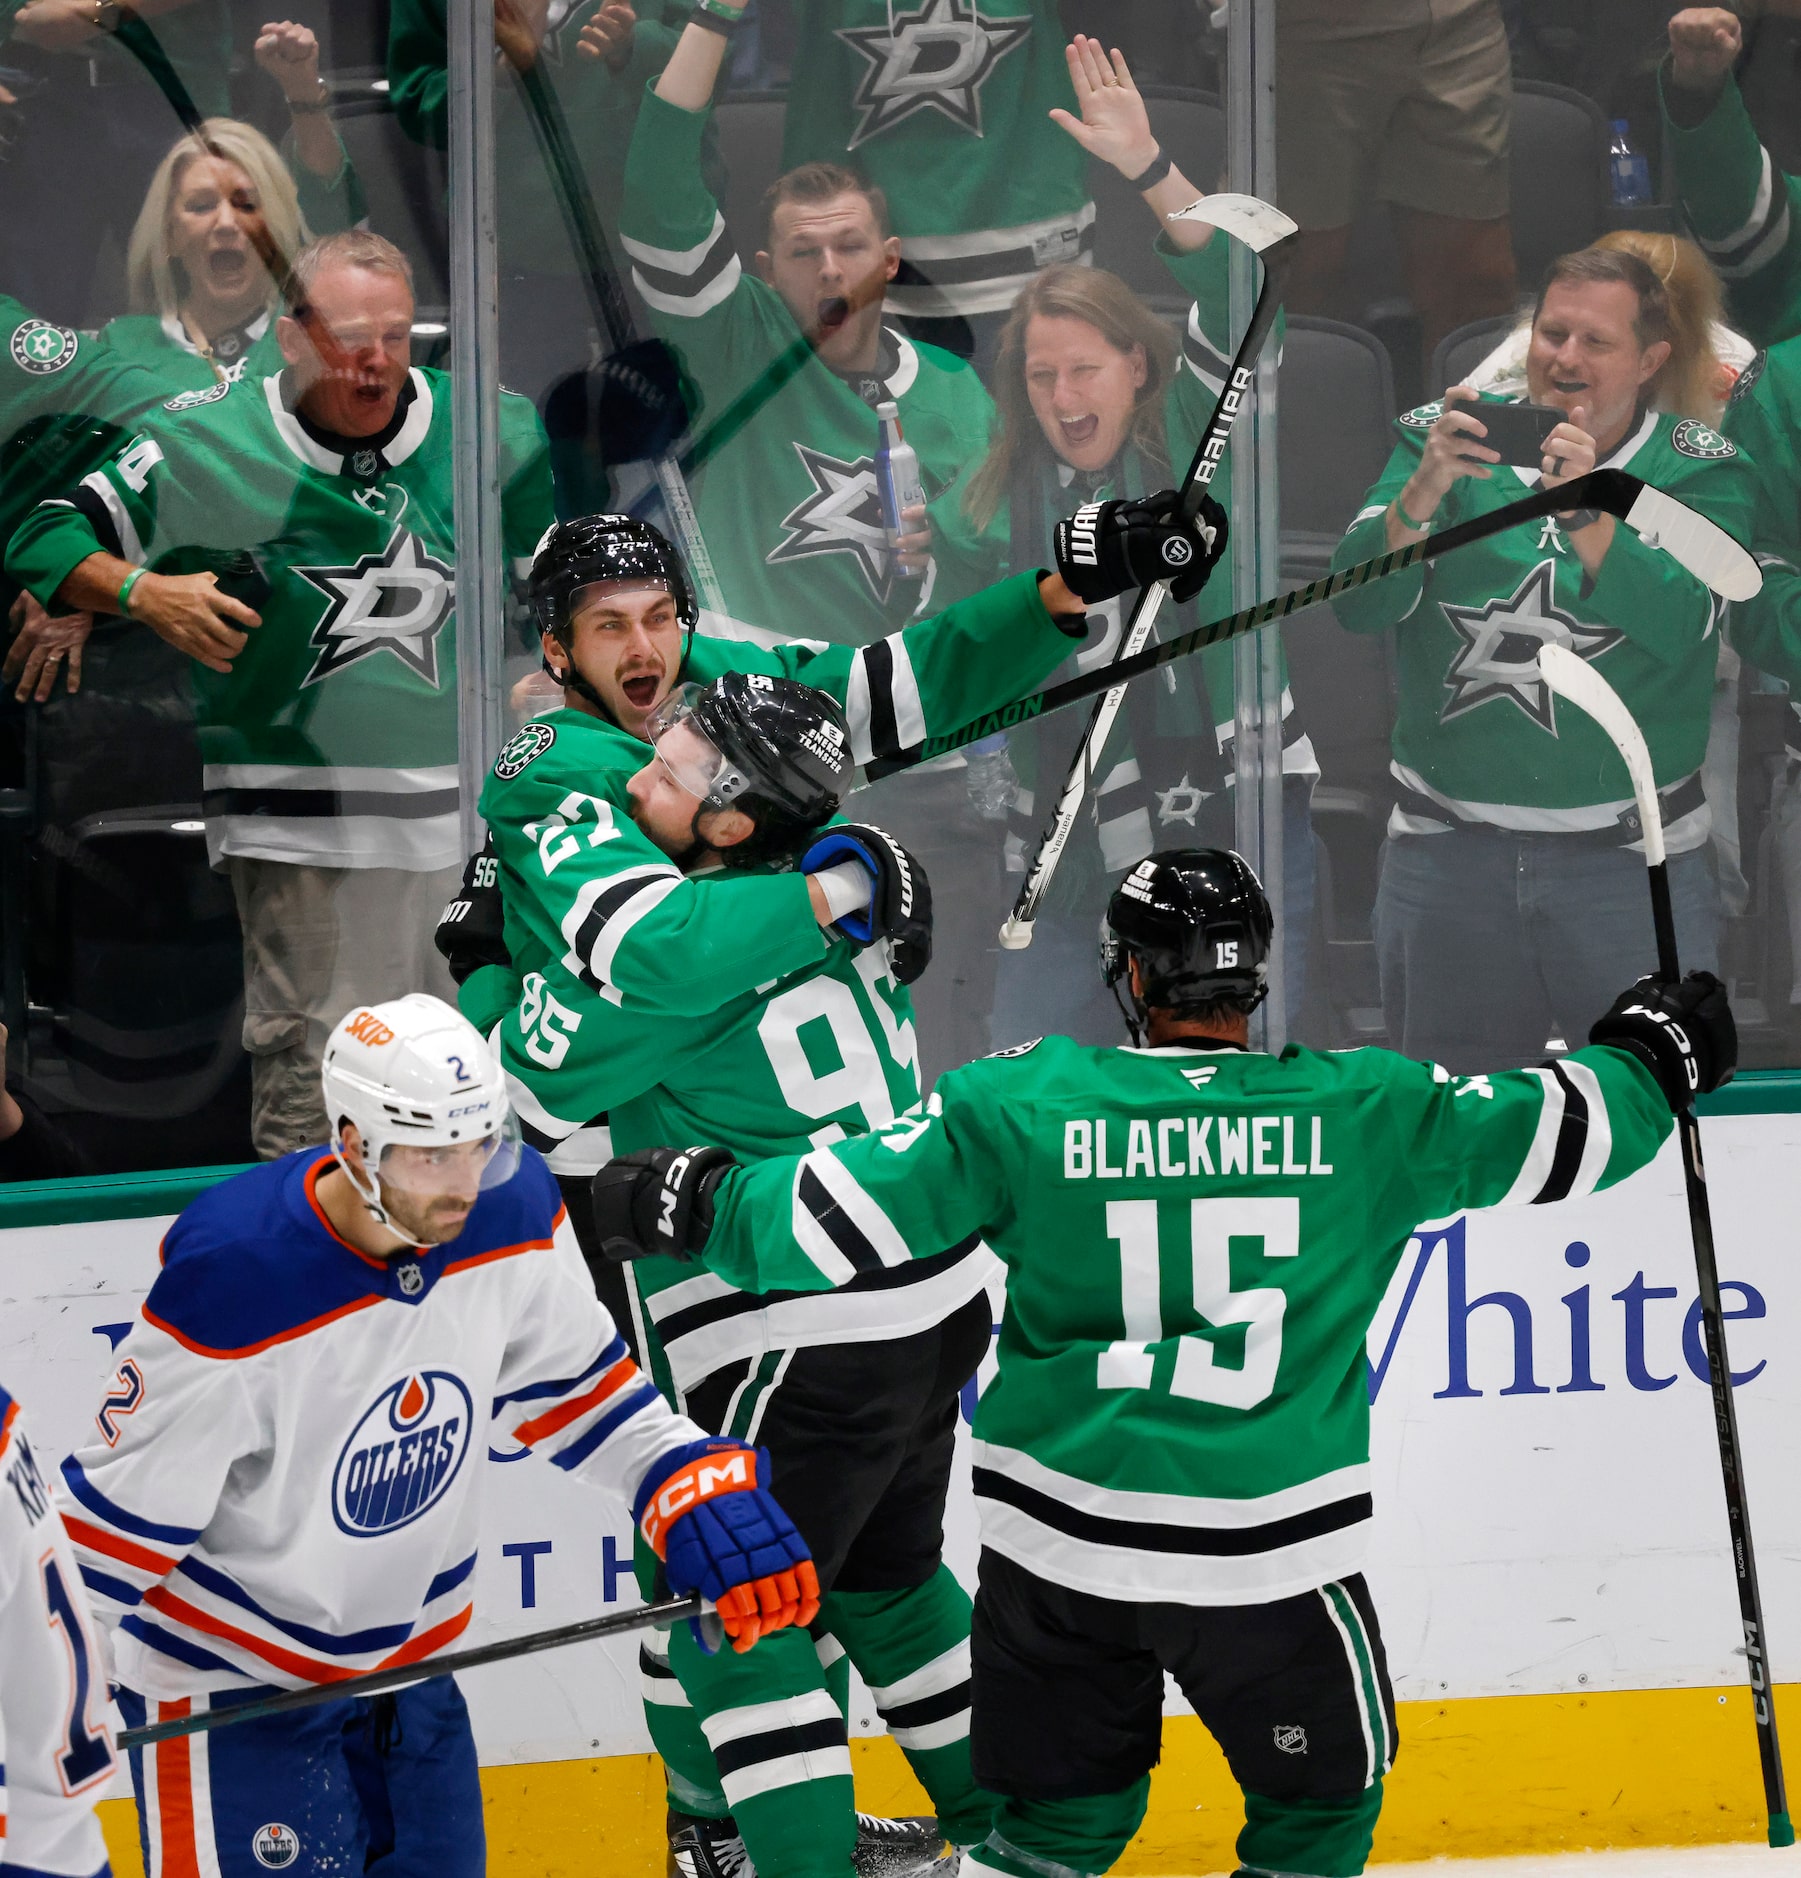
[1048,35,1159,179]
[1667,8,1742,96]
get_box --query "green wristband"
[1394,493,1437,532]
[118,566,147,617]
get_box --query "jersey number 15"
[1100,1196,1298,1410]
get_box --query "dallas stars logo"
[767,444,893,596]
[10,319,77,376]
[1438,559,1622,732]
[295,524,454,688]
[835,0,1032,149]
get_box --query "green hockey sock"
[669,1614,857,1878]
[963,1783,1150,1877]
[825,1567,1001,1847]
[1238,1780,1385,1878]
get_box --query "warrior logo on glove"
[1053,488,1229,608]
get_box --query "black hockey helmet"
[528,513,699,643]
[1101,848,1273,1038]
[645,671,853,865]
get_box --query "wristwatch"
[1558,508,1603,531]
[93,0,123,33]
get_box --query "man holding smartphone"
[1330,245,1758,1071]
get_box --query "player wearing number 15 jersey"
[597,849,1735,1878]
[0,1382,117,1878]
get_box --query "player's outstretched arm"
[1388,973,1730,1224]
[591,1061,1012,1293]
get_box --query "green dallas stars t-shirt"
[6,366,552,870]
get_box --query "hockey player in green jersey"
[5,231,554,1155]
[1331,242,1759,1072]
[617,0,998,646]
[443,498,1224,1877]
[594,848,1732,1878]
[1661,8,1801,350]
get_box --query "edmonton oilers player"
[597,849,1734,1878]
[53,994,815,1878]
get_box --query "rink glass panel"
[2,2,1797,1182]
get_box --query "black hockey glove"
[434,836,510,986]
[591,1146,738,1262]
[1589,971,1736,1112]
[1053,488,1228,607]
[800,824,934,986]
[541,337,695,466]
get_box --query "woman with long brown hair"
[946,251,1318,1047]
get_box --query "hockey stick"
[999,196,1298,950]
[865,467,1761,779]
[511,59,727,613]
[114,1592,719,1752]
[1536,643,1793,1848]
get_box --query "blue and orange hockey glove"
[633,1439,819,1653]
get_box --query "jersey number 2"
[1099,1196,1298,1409]
[41,1551,116,1792]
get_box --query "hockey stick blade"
[869,468,1757,779]
[1537,645,1665,865]
[1167,193,1299,254]
[114,1594,717,1750]
[997,212,1296,949]
[1622,480,1762,602]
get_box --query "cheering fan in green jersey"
[594,848,1733,1878]
[6,231,555,1157]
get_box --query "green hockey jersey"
[1332,396,1757,848]
[6,367,552,870]
[1,297,165,564]
[1720,338,1801,757]
[779,0,1092,320]
[474,568,1080,1116]
[0,1,232,116]
[696,1031,1672,1603]
[1662,65,1801,350]
[934,235,1313,914]
[620,86,998,644]
[473,572,1079,1386]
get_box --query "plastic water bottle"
[965,733,1018,821]
[875,400,926,581]
[1609,120,1653,207]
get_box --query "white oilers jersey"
[0,1385,117,1878]
[55,1149,707,1699]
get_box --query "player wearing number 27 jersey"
[0,1382,117,1878]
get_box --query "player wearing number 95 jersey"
[597,849,1735,1878]
[0,1382,118,1878]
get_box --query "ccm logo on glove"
[640,1448,756,1552]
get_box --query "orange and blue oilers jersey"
[0,1380,117,1878]
[52,1146,708,1701]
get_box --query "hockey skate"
[852,1812,958,1876]
[667,1811,753,1878]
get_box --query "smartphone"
[1451,398,1563,469]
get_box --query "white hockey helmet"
[321,994,522,1234]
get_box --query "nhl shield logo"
[252,1824,299,1868]
[332,1370,473,1536]
[349,448,382,480]
[396,1260,425,1296]
[1273,1724,1308,1755]
[10,319,78,376]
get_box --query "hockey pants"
[116,1675,482,1878]
[964,1553,1396,1878]
[632,1291,1002,1875]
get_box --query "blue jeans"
[1373,830,1721,1073]
[116,1676,483,1878]
[989,781,1318,1050]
